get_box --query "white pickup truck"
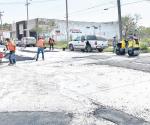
[68,35,108,52]
[20,37,36,47]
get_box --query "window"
[81,36,85,41]
[86,35,97,40]
[74,36,80,41]
[96,36,107,41]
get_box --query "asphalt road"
[72,53,150,73]
[1,50,150,125]
[0,111,72,125]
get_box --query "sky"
[0,0,150,27]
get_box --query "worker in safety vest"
[36,37,45,61]
[128,36,139,48]
[49,37,55,51]
[6,38,16,65]
[121,39,126,49]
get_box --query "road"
[0,48,150,125]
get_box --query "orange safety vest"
[7,42,16,51]
[49,39,54,44]
[36,39,45,48]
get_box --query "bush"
[103,46,113,52]
[140,42,148,50]
[55,41,68,49]
[141,38,150,46]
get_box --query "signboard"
[3,31,10,38]
[70,29,82,33]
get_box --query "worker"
[36,37,45,61]
[6,38,16,65]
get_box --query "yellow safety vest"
[121,40,126,49]
[128,40,134,48]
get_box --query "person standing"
[49,38,55,51]
[112,36,117,53]
[36,37,45,61]
[0,40,3,45]
[6,38,16,65]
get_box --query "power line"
[67,0,147,18]
[68,1,114,16]
[0,0,56,5]
[104,0,147,10]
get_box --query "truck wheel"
[98,48,103,52]
[69,44,74,51]
[81,49,85,52]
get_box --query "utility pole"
[0,11,4,41]
[117,0,122,41]
[25,0,31,37]
[65,0,69,42]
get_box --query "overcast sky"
[0,0,150,27]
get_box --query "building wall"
[11,23,17,39]
[52,19,119,41]
[14,18,119,41]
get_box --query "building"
[12,18,119,41]
[0,23,11,41]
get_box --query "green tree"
[31,27,43,39]
[31,20,56,39]
[0,23,11,30]
[122,15,141,39]
[138,26,150,39]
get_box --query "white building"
[14,18,119,41]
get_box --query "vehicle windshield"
[86,35,97,40]
[73,36,80,41]
[96,36,107,41]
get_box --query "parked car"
[68,35,108,52]
[20,37,36,47]
[14,39,21,46]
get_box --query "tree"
[138,26,150,39]
[31,20,56,39]
[0,23,11,30]
[122,15,141,39]
[31,27,43,39]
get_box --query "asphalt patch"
[0,111,72,125]
[21,49,59,53]
[4,54,34,62]
[94,106,150,125]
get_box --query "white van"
[21,37,36,47]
